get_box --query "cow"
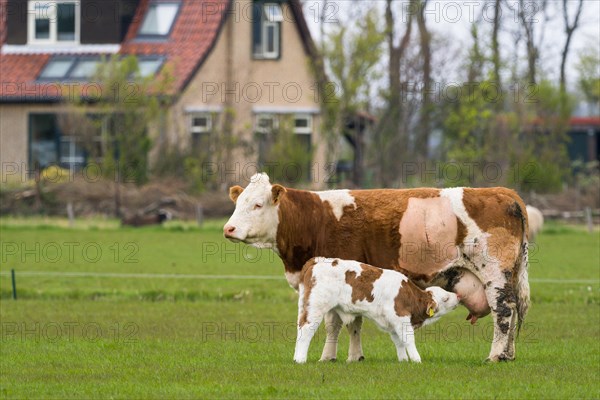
[294,257,460,364]
[224,173,530,362]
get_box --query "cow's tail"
[514,202,531,336]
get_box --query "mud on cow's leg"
[319,311,342,362]
[346,316,365,362]
[484,270,518,362]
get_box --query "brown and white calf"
[224,173,530,362]
[294,257,460,363]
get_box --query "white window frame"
[264,3,284,22]
[262,20,279,59]
[254,3,282,59]
[190,113,212,134]
[255,114,279,133]
[138,2,180,38]
[28,1,80,45]
[294,114,312,134]
[59,135,85,166]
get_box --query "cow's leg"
[389,332,408,362]
[319,311,342,362]
[346,316,365,362]
[483,269,517,362]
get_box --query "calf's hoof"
[319,357,337,363]
[346,355,365,363]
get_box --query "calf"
[294,257,460,364]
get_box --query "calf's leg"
[397,322,421,363]
[346,316,365,362]
[319,311,342,362]
[390,333,408,362]
[294,321,323,363]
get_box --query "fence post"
[196,204,204,228]
[67,202,75,228]
[585,207,593,233]
[11,269,17,300]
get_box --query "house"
[0,0,326,185]
[567,117,600,164]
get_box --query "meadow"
[0,217,599,399]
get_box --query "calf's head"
[422,286,460,326]
[223,173,286,247]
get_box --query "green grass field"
[1,217,599,399]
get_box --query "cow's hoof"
[497,353,514,362]
[485,353,514,363]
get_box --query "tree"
[258,116,313,187]
[576,47,600,114]
[371,0,415,186]
[320,7,385,185]
[79,56,172,183]
[559,0,584,113]
[511,0,551,85]
[415,0,432,160]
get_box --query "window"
[28,1,79,45]
[189,112,217,154]
[138,58,164,77]
[254,113,312,180]
[69,59,100,79]
[255,114,278,133]
[38,56,96,80]
[59,135,86,167]
[138,2,180,38]
[39,58,75,79]
[294,114,312,134]
[38,56,164,81]
[252,2,282,59]
[190,113,212,134]
[29,114,59,169]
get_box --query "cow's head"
[422,286,460,326]
[223,173,286,247]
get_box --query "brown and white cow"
[224,173,530,362]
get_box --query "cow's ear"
[271,184,287,205]
[229,186,244,203]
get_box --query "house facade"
[0,0,326,185]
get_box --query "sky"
[300,0,600,89]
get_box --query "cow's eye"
[254,204,263,210]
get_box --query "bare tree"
[514,0,550,85]
[371,0,415,186]
[559,0,584,101]
[491,0,502,94]
[415,0,432,160]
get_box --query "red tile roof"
[0,0,319,102]
[0,0,231,101]
[570,117,600,127]
[120,0,230,93]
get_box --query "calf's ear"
[271,184,287,204]
[229,186,244,203]
[426,300,437,318]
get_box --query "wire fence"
[0,270,598,284]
